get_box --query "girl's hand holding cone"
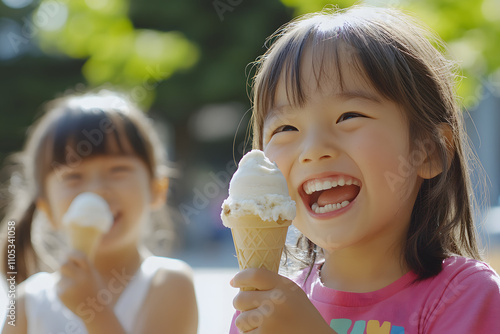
[231,268,334,334]
[56,251,107,317]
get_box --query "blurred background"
[0,0,499,333]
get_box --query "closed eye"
[111,165,132,173]
[273,125,298,135]
[62,172,82,182]
[336,112,366,123]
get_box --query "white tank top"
[24,256,187,333]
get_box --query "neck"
[93,245,144,283]
[321,232,407,293]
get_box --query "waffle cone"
[67,225,103,260]
[225,215,291,291]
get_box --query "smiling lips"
[302,176,361,214]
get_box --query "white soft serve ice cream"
[221,150,296,224]
[63,192,114,232]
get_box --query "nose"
[299,128,339,163]
[85,174,111,199]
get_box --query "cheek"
[355,129,417,201]
[45,196,72,229]
[264,145,291,175]
[264,145,298,203]
[127,178,154,206]
[44,182,73,223]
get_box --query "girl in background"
[230,6,500,333]
[1,89,198,333]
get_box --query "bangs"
[53,110,132,161]
[258,18,370,110]
[253,7,445,148]
[36,106,154,182]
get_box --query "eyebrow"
[265,88,383,122]
[334,89,383,104]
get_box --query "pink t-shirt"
[229,256,500,333]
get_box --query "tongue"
[317,185,359,207]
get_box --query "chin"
[309,230,358,251]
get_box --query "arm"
[2,283,27,334]
[231,268,336,334]
[57,253,128,334]
[132,264,198,334]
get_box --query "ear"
[150,177,169,210]
[417,123,454,179]
[36,197,57,228]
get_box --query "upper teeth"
[304,177,360,195]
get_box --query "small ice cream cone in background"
[221,150,296,291]
[62,192,114,261]
[66,225,104,260]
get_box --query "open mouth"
[301,175,361,214]
[111,212,121,227]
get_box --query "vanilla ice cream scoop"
[63,192,113,259]
[221,150,296,223]
[63,192,113,232]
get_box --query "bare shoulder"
[140,256,195,293]
[133,257,198,333]
[152,257,194,283]
[2,280,27,334]
[148,258,196,307]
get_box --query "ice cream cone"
[225,215,291,290]
[67,224,103,261]
[220,150,296,291]
[62,192,114,262]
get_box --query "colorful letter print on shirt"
[330,319,404,334]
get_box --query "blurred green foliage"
[280,0,500,107]
[0,0,292,164]
[35,0,199,107]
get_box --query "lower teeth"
[311,200,350,214]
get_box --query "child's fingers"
[231,268,278,291]
[60,253,91,278]
[59,259,87,281]
[233,290,271,311]
[66,251,91,270]
[59,260,78,278]
[234,309,264,333]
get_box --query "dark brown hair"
[250,6,482,279]
[1,89,168,283]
